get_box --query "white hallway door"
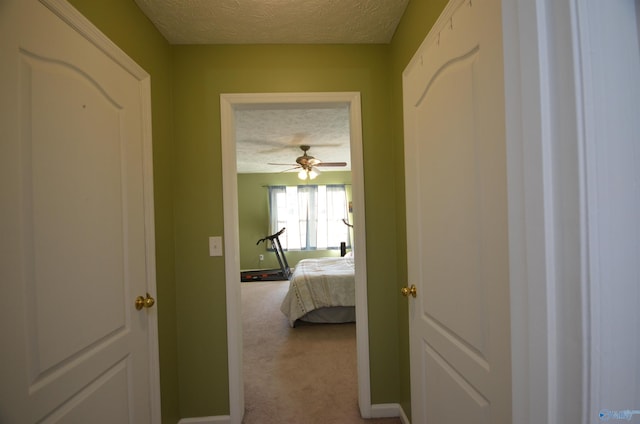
[403,0,511,423]
[0,0,160,422]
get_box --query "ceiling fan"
[269,145,347,180]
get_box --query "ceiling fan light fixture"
[271,145,346,178]
[297,167,320,180]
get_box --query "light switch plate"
[209,236,223,256]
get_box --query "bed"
[280,255,355,327]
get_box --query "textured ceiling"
[134,0,409,45]
[133,1,405,173]
[235,105,351,174]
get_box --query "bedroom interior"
[235,102,364,418]
[235,104,354,273]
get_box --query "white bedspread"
[280,256,355,326]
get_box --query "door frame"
[220,92,370,422]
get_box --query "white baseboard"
[371,403,411,424]
[178,416,230,424]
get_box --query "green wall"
[238,171,353,271]
[65,0,449,421]
[172,44,400,416]
[65,1,180,423]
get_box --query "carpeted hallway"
[241,280,402,424]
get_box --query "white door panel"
[0,1,158,422]
[37,359,131,424]
[403,1,511,423]
[423,344,489,424]
[26,52,127,375]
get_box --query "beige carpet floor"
[241,280,402,424]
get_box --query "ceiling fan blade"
[316,162,347,167]
[279,166,301,173]
[268,162,298,166]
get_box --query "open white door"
[0,0,160,422]
[403,0,511,423]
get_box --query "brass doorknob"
[135,293,155,310]
[401,285,417,298]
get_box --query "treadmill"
[240,228,292,282]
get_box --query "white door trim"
[220,92,370,423]
[502,0,587,421]
[503,0,640,423]
[41,1,162,421]
[573,0,640,420]
[502,0,557,422]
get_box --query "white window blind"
[269,185,351,250]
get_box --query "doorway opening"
[220,92,370,421]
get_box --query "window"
[269,185,351,250]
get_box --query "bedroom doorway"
[220,92,370,422]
